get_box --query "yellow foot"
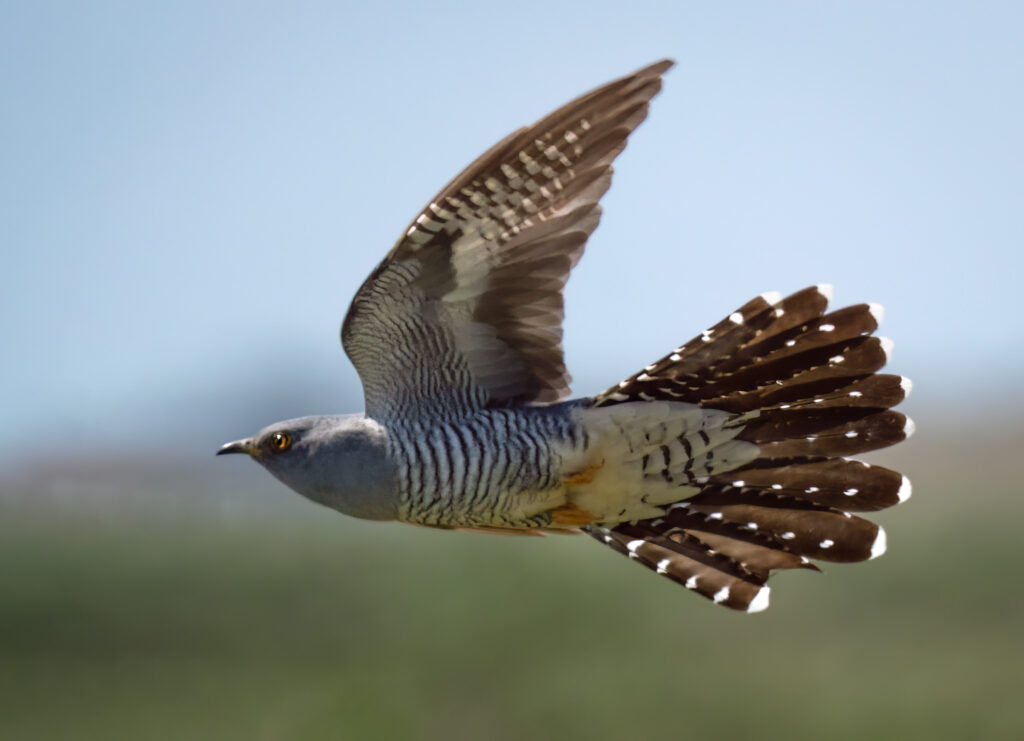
[549,503,596,526]
[563,459,605,486]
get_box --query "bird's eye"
[271,432,292,452]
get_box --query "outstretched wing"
[342,60,674,422]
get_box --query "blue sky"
[2,1,1022,464]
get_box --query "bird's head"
[217,414,397,521]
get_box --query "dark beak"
[217,438,254,456]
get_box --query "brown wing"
[342,60,674,421]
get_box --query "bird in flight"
[219,60,913,612]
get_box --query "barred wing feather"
[342,60,674,421]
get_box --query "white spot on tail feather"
[747,586,771,613]
[712,586,730,604]
[656,558,671,574]
[903,417,916,438]
[816,283,835,303]
[820,323,835,332]
[626,540,645,555]
[729,312,744,324]
[868,303,885,324]
[760,290,782,305]
[845,430,859,438]
[870,526,888,559]
[900,377,914,395]
[879,336,895,359]
[898,476,913,503]
[819,539,834,548]
[844,488,859,496]
[780,531,796,540]
[685,575,699,589]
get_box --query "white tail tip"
[900,376,913,396]
[897,475,913,503]
[903,416,916,439]
[868,302,886,324]
[747,585,771,613]
[870,526,888,560]
[816,283,835,303]
[760,290,782,305]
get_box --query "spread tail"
[585,285,913,612]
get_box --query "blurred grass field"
[1,417,1021,740]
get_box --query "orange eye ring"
[271,432,292,452]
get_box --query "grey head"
[217,414,398,521]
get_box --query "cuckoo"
[218,60,913,612]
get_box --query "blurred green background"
[2,414,1021,740]
[4,1,1023,739]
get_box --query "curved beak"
[217,438,254,456]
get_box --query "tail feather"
[594,526,774,612]
[745,409,911,458]
[605,328,892,410]
[697,332,889,403]
[708,458,910,512]
[701,373,909,415]
[636,293,779,383]
[678,493,884,563]
[586,285,912,612]
[720,301,882,377]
